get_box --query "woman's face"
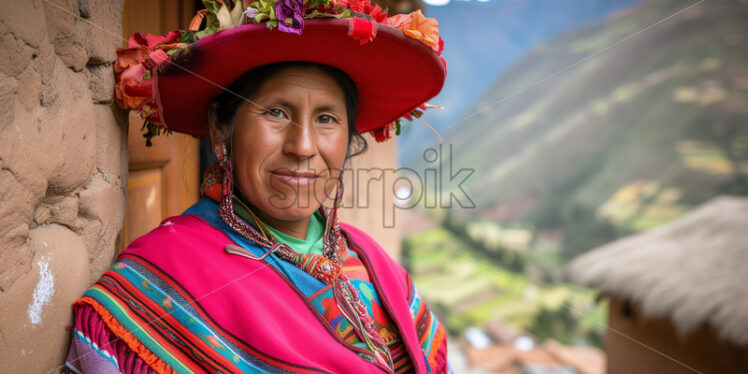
[224,65,349,223]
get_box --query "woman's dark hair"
[212,61,368,160]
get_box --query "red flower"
[370,125,391,142]
[127,30,181,50]
[114,48,148,109]
[114,31,182,110]
[332,0,385,21]
[333,0,363,12]
[362,1,386,23]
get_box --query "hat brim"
[153,18,446,138]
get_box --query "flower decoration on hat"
[115,0,446,145]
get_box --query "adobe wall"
[0,0,126,372]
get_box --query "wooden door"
[118,0,200,252]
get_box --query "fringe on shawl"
[74,296,178,374]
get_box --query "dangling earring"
[214,141,273,248]
[322,169,347,262]
[213,142,230,194]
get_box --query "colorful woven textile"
[64,199,451,373]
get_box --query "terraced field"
[405,227,606,344]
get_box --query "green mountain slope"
[426,0,748,259]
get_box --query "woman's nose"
[282,119,317,159]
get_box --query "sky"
[399,0,643,163]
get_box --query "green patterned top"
[232,198,326,255]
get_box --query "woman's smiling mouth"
[270,169,320,185]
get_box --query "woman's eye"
[318,114,337,124]
[266,108,286,119]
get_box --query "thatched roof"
[565,196,748,346]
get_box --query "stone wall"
[0,0,126,372]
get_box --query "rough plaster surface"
[0,0,126,371]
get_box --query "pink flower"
[243,7,258,21]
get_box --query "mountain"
[416,0,748,259]
[399,0,643,163]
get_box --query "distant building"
[485,320,523,345]
[464,339,605,374]
[566,196,748,373]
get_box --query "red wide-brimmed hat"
[115,0,447,144]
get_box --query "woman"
[64,1,449,373]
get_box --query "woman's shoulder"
[120,211,226,264]
[126,213,209,246]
